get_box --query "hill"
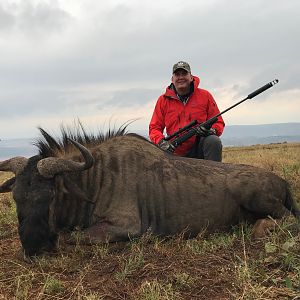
[0,123,300,160]
[221,122,300,146]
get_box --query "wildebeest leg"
[241,195,290,220]
[251,218,277,239]
[75,220,140,245]
[241,195,291,239]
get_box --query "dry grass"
[0,143,300,299]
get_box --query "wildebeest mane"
[34,120,142,158]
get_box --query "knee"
[204,135,223,149]
[202,135,223,162]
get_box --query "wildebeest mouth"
[18,217,58,257]
[22,235,57,257]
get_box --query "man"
[149,61,225,162]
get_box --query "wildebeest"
[0,124,299,256]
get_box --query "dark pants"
[185,135,223,162]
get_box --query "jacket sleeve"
[206,91,225,136]
[149,96,166,144]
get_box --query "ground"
[0,143,300,299]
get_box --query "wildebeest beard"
[18,213,58,256]
[13,156,58,256]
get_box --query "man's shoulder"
[155,93,170,105]
[161,86,176,100]
[195,87,213,97]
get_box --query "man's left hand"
[194,126,217,137]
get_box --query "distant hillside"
[222,122,300,146]
[1,123,300,159]
[0,138,37,160]
[138,123,300,147]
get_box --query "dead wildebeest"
[0,124,299,257]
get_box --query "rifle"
[164,79,279,152]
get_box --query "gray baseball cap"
[172,61,191,73]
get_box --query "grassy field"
[0,143,300,299]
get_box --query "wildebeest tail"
[284,185,300,220]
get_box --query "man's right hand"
[158,139,175,153]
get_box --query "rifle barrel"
[212,79,279,120]
[247,79,278,99]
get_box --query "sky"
[0,0,299,139]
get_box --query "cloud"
[0,88,69,118]
[0,0,73,35]
[0,3,15,30]
[97,88,161,109]
[0,0,299,139]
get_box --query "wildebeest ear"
[0,157,28,175]
[37,139,94,178]
[0,177,16,193]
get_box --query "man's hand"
[158,139,175,153]
[194,126,217,137]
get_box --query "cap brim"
[173,67,190,73]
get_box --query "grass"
[43,275,65,295]
[137,279,180,300]
[0,142,300,299]
[115,248,145,281]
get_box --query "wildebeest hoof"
[251,218,276,240]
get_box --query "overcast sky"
[0,0,299,139]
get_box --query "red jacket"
[149,76,225,156]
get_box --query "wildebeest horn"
[0,157,28,175]
[37,139,94,178]
[0,177,16,193]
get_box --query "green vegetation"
[0,143,300,299]
[43,275,64,295]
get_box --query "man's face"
[172,69,193,94]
